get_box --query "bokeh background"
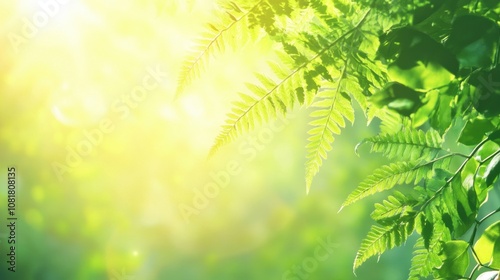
[0,1,414,279]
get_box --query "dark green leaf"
[412,0,445,25]
[469,67,500,117]
[379,27,458,90]
[370,82,424,116]
[484,152,500,186]
[446,15,500,69]
[458,119,495,146]
[489,130,500,142]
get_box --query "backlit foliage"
[178,0,500,278]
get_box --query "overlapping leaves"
[178,0,500,279]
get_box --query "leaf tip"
[354,140,366,156]
[305,177,313,195]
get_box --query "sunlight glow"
[180,95,205,119]
[159,104,179,122]
[0,0,298,278]
[51,83,107,126]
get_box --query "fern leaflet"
[371,191,418,225]
[408,238,442,280]
[341,161,430,208]
[208,62,310,157]
[305,63,354,193]
[378,110,404,134]
[176,1,263,96]
[354,217,415,272]
[359,129,443,161]
[209,9,372,157]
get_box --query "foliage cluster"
[177,0,500,278]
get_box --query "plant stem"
[478,207,500,225]
[419,138,490,210]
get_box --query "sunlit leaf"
[408,237,442,280]
[413,89,439,128]
[436,240,469,278]
[354,218,415,271]
[371,191,418,225]
[474,221,500,268]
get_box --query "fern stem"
[470,241,483,267]
[467,219,483,271]
[253,7,371,107]
[479,148,500,164]
[413,152,456,169]
[478,207,500,225]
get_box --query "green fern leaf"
[209,7,374,169]
[360,129,443,161]
[176,1,262,96]
[342,161,430,208]
[409,219,450,279]
[209,64,309,157]
[371,191,418,225]
[424,177,477,237]
[378,110,404,134]
[354,218,415,272]
[344,75,368,110]
[209,13,369,157]
[408,238,442,280]
[424,205,453,244]
[305,64,355,193]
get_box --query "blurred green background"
[0,0,414,279]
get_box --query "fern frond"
[341,161,430,208]
[360,129,443,161]
[354,218,415,272]
[305,63,354,193]
[300,9,375,192]
[425,177,476,235]
[408,238,442,280]
[208,62,309,157]
[209,9,373,157]
[409,218,449,279]
[176,1,263,96]
[371,191,418,225]
[423,205,453,246]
